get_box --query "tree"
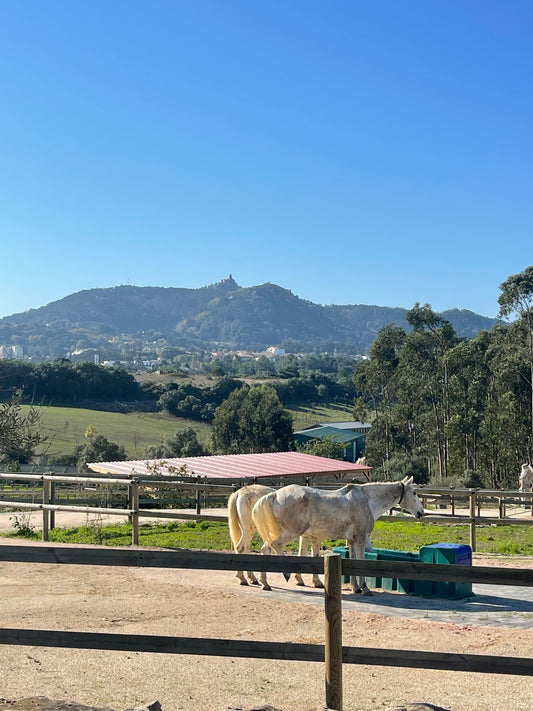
[210,384,294,454]
[298,435,345,460]
[498,266,533,458]
[363,324,406,466]
[404,304,460,478]
[0,390,44,467]
[146,427,208,458]
[74,433,127,472]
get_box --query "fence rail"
[1,472,533,550]
[1,543,533,711]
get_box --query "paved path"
[246,571,533,629]
[345,581,533,628]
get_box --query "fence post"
[42,478,50,542]
[469,489,477,552]
[49,477,56,530]
[196,477,202,515]
[130,479,139,546]
[324,551,343,711]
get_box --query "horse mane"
[339,483,356,493]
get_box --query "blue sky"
[1,1,531,320]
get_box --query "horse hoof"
[296,581,305,587]
[262,584,272,592]
[362,587,373,596]
[251,580,260,586]
[239,580,249,586]
[314,582,324,589]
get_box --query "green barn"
[293,424,367,463]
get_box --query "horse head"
[399,476,425,519]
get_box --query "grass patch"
[5,517,533,557]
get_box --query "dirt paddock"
[1,535,533,711]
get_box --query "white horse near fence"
[519,463,533,508]
[252,476,425,594]
[227,484,322,588]
[519,463,533,492]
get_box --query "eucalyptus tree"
[353,323,406,469]
[498,266,533,459]
[482,322,532,484]
[444,331,492,478]
[402,304,461,478]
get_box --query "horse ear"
[402,476,414,485]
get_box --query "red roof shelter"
[88,451,371,483]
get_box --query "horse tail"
[227,489,242,552]
[252,491,282,547]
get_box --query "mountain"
[0,277,500,360]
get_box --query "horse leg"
[348,537,372,596]
[235,499,262,585]
[259,533,292,591]
[310,537,324,588]
[258,541,274,591]
[237,529,262,585]
[294,535,308,586]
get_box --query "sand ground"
[1,519,533,711]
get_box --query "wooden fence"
[1,543,533,711]
[1,473,533,550]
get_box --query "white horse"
[252,476,425,594]
[519,463,533,508]
[227,484,322,588]
[519,463,533,492]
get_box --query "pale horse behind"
[227,484,323,588]
[519,463,533,492]
[519,463,533,508]
[251,476,425,594]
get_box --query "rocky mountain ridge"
[0,277,500,359]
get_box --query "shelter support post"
[324,551,343,711]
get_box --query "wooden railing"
[1,543,532,711]
[1,473,533,550]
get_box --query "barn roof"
[87,451,372,481]
[294,426,364,444]
[301,421,371,431]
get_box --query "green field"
[24,402,355,462]
[25,405,212,461]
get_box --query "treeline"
[138,369,355,420]
[0,358,142,404]
[0,354,355,419]
[355,296,533,488]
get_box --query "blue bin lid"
[424,543,471,552]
